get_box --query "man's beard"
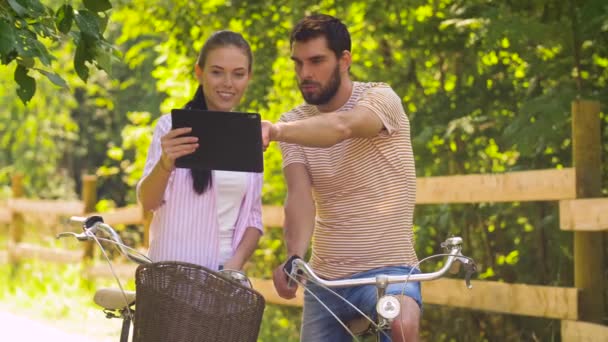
[299,65,341,105]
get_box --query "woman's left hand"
[222,259,243,271]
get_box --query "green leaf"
[7,0,28,17]
[0,21,16,56]
[94,40,119,75]
[107,147,124,161]
[83,0,112,13]
[15,34,52,66]
[74,10,100,39]
[94,47,112,74]
[74,36,90,81]
[14,64,35,103]
[55,4,74,34]
[17,56,35,68]
[8,0,46,17]
[34,68,68,88]
[98,13,109,34]
[27,0,46,17]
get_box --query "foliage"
[0,0,118,103]
[1,0,607,340]
[0,60,79,199]
[0,1,163,203]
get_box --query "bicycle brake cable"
[94,237,152,263]
[287,273,392,341]
[396,253,477,342]
[89,234,135,321]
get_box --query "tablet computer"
[170,109,264,172]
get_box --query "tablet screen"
[170,109,264,173]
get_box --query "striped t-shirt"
[279,82,418,280]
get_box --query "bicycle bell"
[376,295,401,320]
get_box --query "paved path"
[0,310,117,342]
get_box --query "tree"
[2,0,606,340]
[0,0,118,103]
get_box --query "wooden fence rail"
[1,99,606,341]
[560,198,608,232]
[2,166,605,340]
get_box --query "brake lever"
[463,261,477,289]
[56,231,90,241]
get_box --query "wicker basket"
[133,261,265,342]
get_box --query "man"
[262,14,420,342]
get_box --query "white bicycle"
[284,236,477,341]
[57,215,265,342]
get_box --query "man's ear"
[194,64,204,82]
[339,50,352,73]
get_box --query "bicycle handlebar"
[57,215,152,265]
[285,236,477,289]
[58,215,251,285]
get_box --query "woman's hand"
[159,127,199,171]
[222,259,243,271]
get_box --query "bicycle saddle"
[94,287,136,310]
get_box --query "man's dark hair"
[290,14,351,58]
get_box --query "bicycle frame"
[285,236,477,342]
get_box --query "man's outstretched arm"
[262,105,384,148]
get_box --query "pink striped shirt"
[139,114,264,270]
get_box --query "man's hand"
[272,261,298,299]
[261,120,278,150]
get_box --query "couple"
[137,14,420,342]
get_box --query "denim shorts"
[300,265,422,342]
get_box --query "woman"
[137,31,262,271]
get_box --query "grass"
[0,258,302,341]
[0,259,123,341]
[0,221,301,342]
[0,217,303,341]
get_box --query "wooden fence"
[1,100,606,340]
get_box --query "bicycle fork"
[119,309,132,342]
[103,306,133,342]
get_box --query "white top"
[214,170,249,264]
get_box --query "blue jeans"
[300,266,422,342]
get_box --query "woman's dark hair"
[184,30,253,194]
[290,14,351,59]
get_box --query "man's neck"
[316,77,354,113]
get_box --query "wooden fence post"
[8,173,24,266]
[81,174,97,261]
[571,99,605,323]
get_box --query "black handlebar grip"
[83,215,104,230]
[283,255,301,288]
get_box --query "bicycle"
[284,236,477,342]
[57,215,265,342]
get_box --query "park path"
[0,310,117,342]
